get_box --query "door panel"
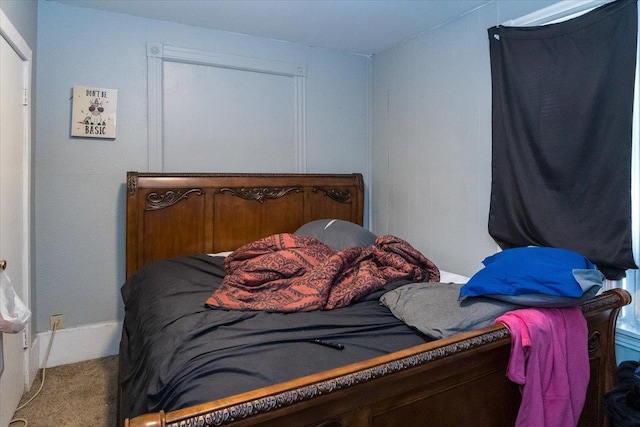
[0,23,29,427]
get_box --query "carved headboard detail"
[126,172,364,278]
[313,187,352,203]
[219,187,301,204]
[145,189,204,210]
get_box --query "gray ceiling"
[50,0,491,55]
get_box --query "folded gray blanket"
[380,282,521,339]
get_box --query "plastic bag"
[0,270,31,333]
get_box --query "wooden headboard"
[125,172,364,278]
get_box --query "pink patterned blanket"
[206,233,440,312]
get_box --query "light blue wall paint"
[35,1,370,331]
[33,0,566,332]
[370,1,557,277]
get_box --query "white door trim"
[0,8,35,388]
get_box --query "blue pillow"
[459,247,599,301]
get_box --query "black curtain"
[488,0,638,279]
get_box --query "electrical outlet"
[50,314,65,330]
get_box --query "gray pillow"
[486,268,603,307]
[294,219,376,251]
[380,282,521,339]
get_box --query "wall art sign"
[71,86,118,138]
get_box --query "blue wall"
[35,0,370,332]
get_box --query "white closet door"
[163,61,295,173]
[0,15,31,427]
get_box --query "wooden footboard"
[124,288,631,427]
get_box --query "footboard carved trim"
[588,331,601,356]
[166,329,511,427]
[126,288,631,427]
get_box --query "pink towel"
[496,307,589,427]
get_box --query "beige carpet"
[10,355,118,427]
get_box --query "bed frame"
[122,171,631,427]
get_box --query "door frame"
[0,8,35,389]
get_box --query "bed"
[119,171,631,427]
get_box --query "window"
[507,0,640,361]
[611,1,640,361]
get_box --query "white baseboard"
[37,321,122,368]
[27,334,40,387]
